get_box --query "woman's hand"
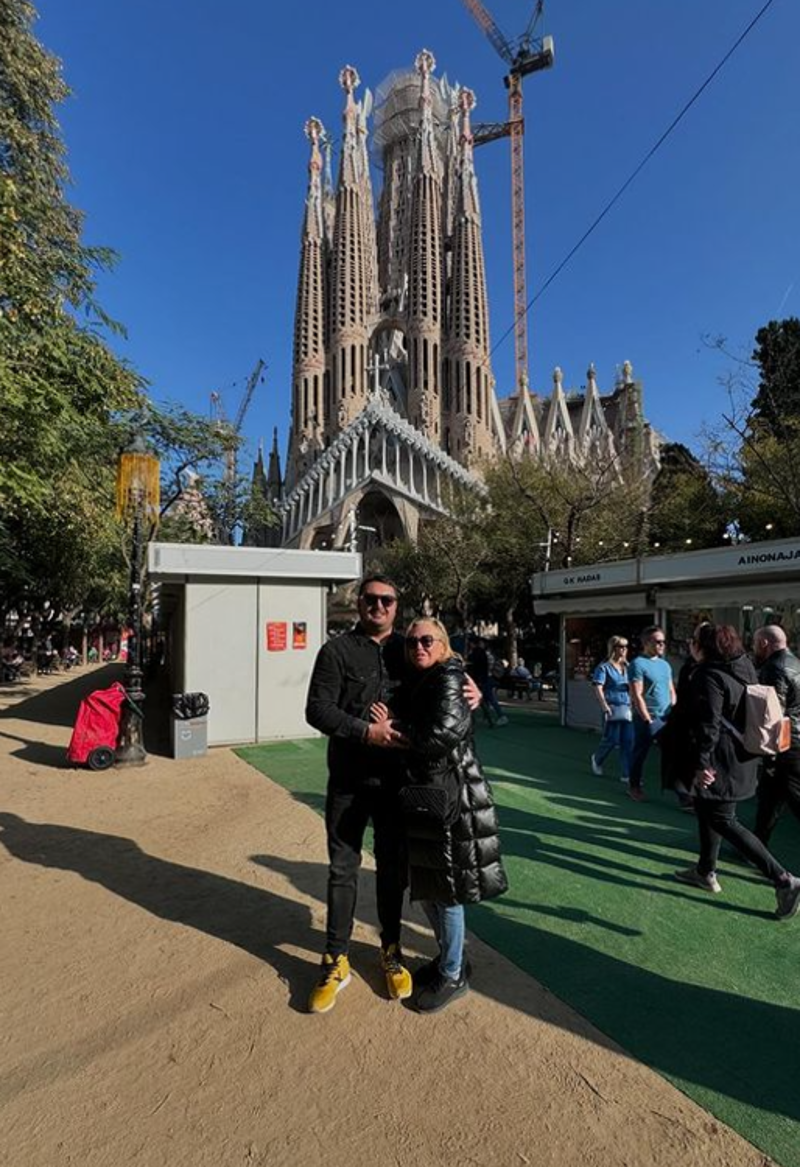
[693,768,717,789]
[369,701,390,723]
[463,674,482,711]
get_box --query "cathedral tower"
[443,88,494,467]
[289,116,326,484]
[327,66,374,436]
[406,50,443,442]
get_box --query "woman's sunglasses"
[406,635,438,649]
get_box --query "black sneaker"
[415,957,473,989]
[775,874,800,921]
[415,971,469,1014]
[413,958,440,989]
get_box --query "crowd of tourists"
[590,622,800,917]
[302,574,800,1020]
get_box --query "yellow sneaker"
[308,953,351,1014]
[381,943,413,1000]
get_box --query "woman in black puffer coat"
[675,623,800,921]
[374,617,507,1013]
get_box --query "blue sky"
[36,0,799,468]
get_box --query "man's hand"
[365,719,406,748]
[463,674,482,712]
[369,701,390,723]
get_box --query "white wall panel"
[184,579,259,745]
[256,582,325,742]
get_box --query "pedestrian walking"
[674,623,800,921]
[628,626,676,802]
[753,624,800,845]
[590,635,633,782]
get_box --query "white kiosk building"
[148,543,361,746]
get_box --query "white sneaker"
[590,754,603,777]
[496,715,509,726]
[674,867,722,894]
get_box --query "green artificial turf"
[237,709,800,1167]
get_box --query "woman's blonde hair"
[606,635,629,661]
[405,616,456,661]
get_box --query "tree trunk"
[503,607,518,667]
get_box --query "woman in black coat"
[675,623,800,920]
[374,617,507,1013]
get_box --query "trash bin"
[171,692,210,760]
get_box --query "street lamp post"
[115,433,160,767]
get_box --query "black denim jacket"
[305,626,408,783]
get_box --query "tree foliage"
[647,442,725,552]
[0,5,280,631]
[705,318,800,539]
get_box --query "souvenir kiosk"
[532,536,800,729]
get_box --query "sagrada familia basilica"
[249,51,660,551]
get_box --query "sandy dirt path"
[0,669,771,1167]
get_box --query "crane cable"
[490,0,779,362]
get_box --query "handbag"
[399,776,461,825]
[607,704,632,722]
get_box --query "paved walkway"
[0,670,771,1167]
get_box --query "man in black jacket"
[305,573,414,1013]
[754,625,800,846]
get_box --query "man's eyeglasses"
[406,635,438,649]
[652,638,666,645]
[362,593,396,609]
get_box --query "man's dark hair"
[358,573,399,598]
[695,623,744,663]
[641,625,664,642]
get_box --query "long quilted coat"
[401,657,508,906]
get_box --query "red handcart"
[67,682,128,770]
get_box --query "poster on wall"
[266,622,288,651]
[292,622,307,650]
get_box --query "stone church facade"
[261,51,660,551]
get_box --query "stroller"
[67,682,128,771]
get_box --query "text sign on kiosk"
[266,622,287,651]
[536,560,638,594]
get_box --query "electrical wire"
[490,0,779,362]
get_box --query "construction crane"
[210,357,266,542]
[460,0,554,393]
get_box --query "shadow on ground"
[2,807,800,1141]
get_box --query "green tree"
[705,319,800,538]
[750,317,800,433]
[647,442,725,552]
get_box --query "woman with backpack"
[675,622,800,920]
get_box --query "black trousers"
[755,750,800,846]
[325,778,407,957]
[696,798,786,884]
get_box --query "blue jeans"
[421,901,465,980]
[595,717,633,778]
[629,718,656,791]
[481,680,503,722]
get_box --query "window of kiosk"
[565,616,653,680]
[666,599,800,657]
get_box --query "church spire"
[328,65,375,432]
[406,49,444,442]
[289,116,328,486]
[443,87,493,468]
